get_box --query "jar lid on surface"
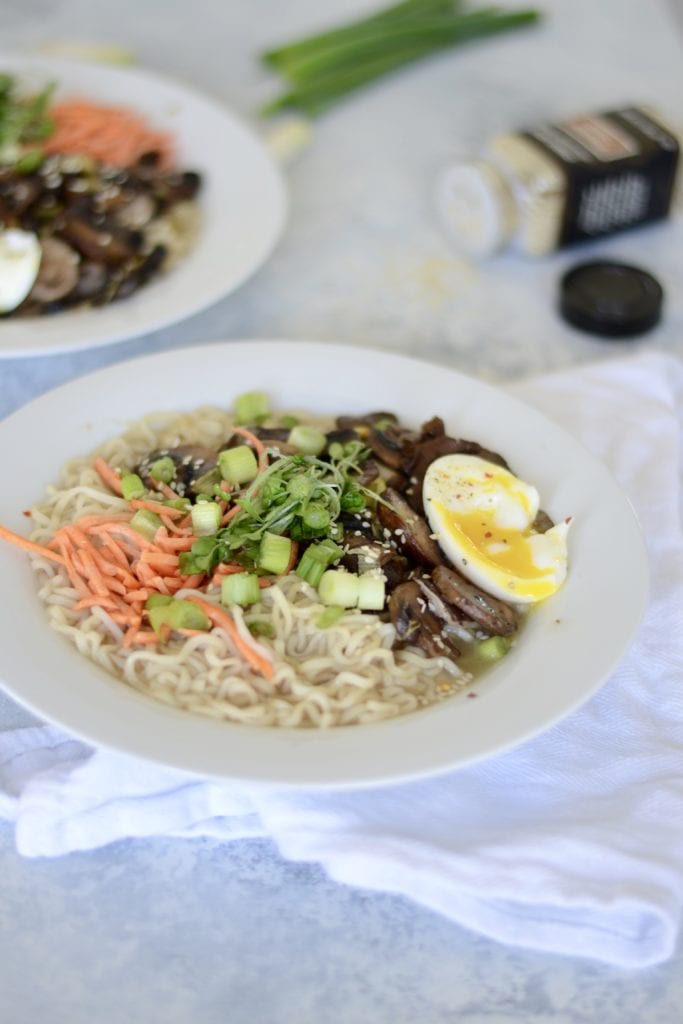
[559,260,664,338]
[435,159,517,258]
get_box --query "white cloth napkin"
[1,350,682,970]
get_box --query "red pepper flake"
[22,510,32,517]
[484,531,492,538]
[484,472,493,478]
[467,692,478,699]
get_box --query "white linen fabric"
[1,351,682,970]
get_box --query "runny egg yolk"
[423,454,571,604]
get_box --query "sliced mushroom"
[388,581,452,658]
[111,192,157,230]
[58,214,144,266]
[28,237,80,303]
[366,424,416,471]
[102,245,167,303]
[533,509,555,533]
[431,564,518,637]
[377,487,442,569]
[341,537,408,591]
[137,445,218,497]
[415,578,477,644]
[72,260,109,301]
[336,411,399,431]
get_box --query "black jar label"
[522,107,679,247]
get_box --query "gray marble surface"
[2,1,683,1021]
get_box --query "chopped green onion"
[261,2,541,118]
[476,636,511,662]
[218,445,259,485]
[193,467,222,495]
[145,593,174,610]
[190,501,222,537]
[234,391,270,425]
[163,498,192,511]
[287,424,327,455]
[148,597,211,637]
[148,605,173,638]
[249,619,276,637]
[120,473,146,501]
[296,539,343,586]
[258,531,293,574]
[279,414,299,429]
[318,569,359,608]
[149,456,176,484]
[167,599,211,631]
[316,605,346,628]
[221,572,261,607]
[130,508,162,541]
[357,573,386,610]
[14,148,44,174]
[302,502,330,532]
[327,441,344,461]
[288,475,313,502]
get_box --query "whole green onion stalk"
[260,0,542,117]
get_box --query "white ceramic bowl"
[0,341,648,787]
[0,57,287,357]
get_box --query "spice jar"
[436,106,682,258]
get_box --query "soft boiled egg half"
[423,454,571,604]
[0,228,41,313]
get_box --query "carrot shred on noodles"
[43,97,175,169]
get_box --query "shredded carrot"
[0,524,66,566]
[159,513,189,535]
[156,535,196,552]
[122,631,161,645]
[157,482,179,501]
[221,504,242,526]
[139,550,179,571]
[129,499,186,519]
[93,458,124,496]
[43,98,175,169]
[186,595,274,679]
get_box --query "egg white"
[423,453,570,604]
[0,228,41,313]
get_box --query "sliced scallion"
[234,391,270,425]
[287,424,327,455]
[357,573,386,610]
[145,593,174,610]
[302,503,329,532]
[121,473,146,501]
[218,445,259,485]
[221,572,262,607]
[150,456,176,484]
[316,605,346,628]
[190,501,222,537]
[148,598,211,637]
[249,619,276,637]
[476,635,511,662]
[318,569,359,608]
[130,508,162,541]
[296,538,343,587]
[258,531,293,574]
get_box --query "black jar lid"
[559,260,664,338]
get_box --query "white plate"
[0,341,648,788]
[0,58,287,358]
